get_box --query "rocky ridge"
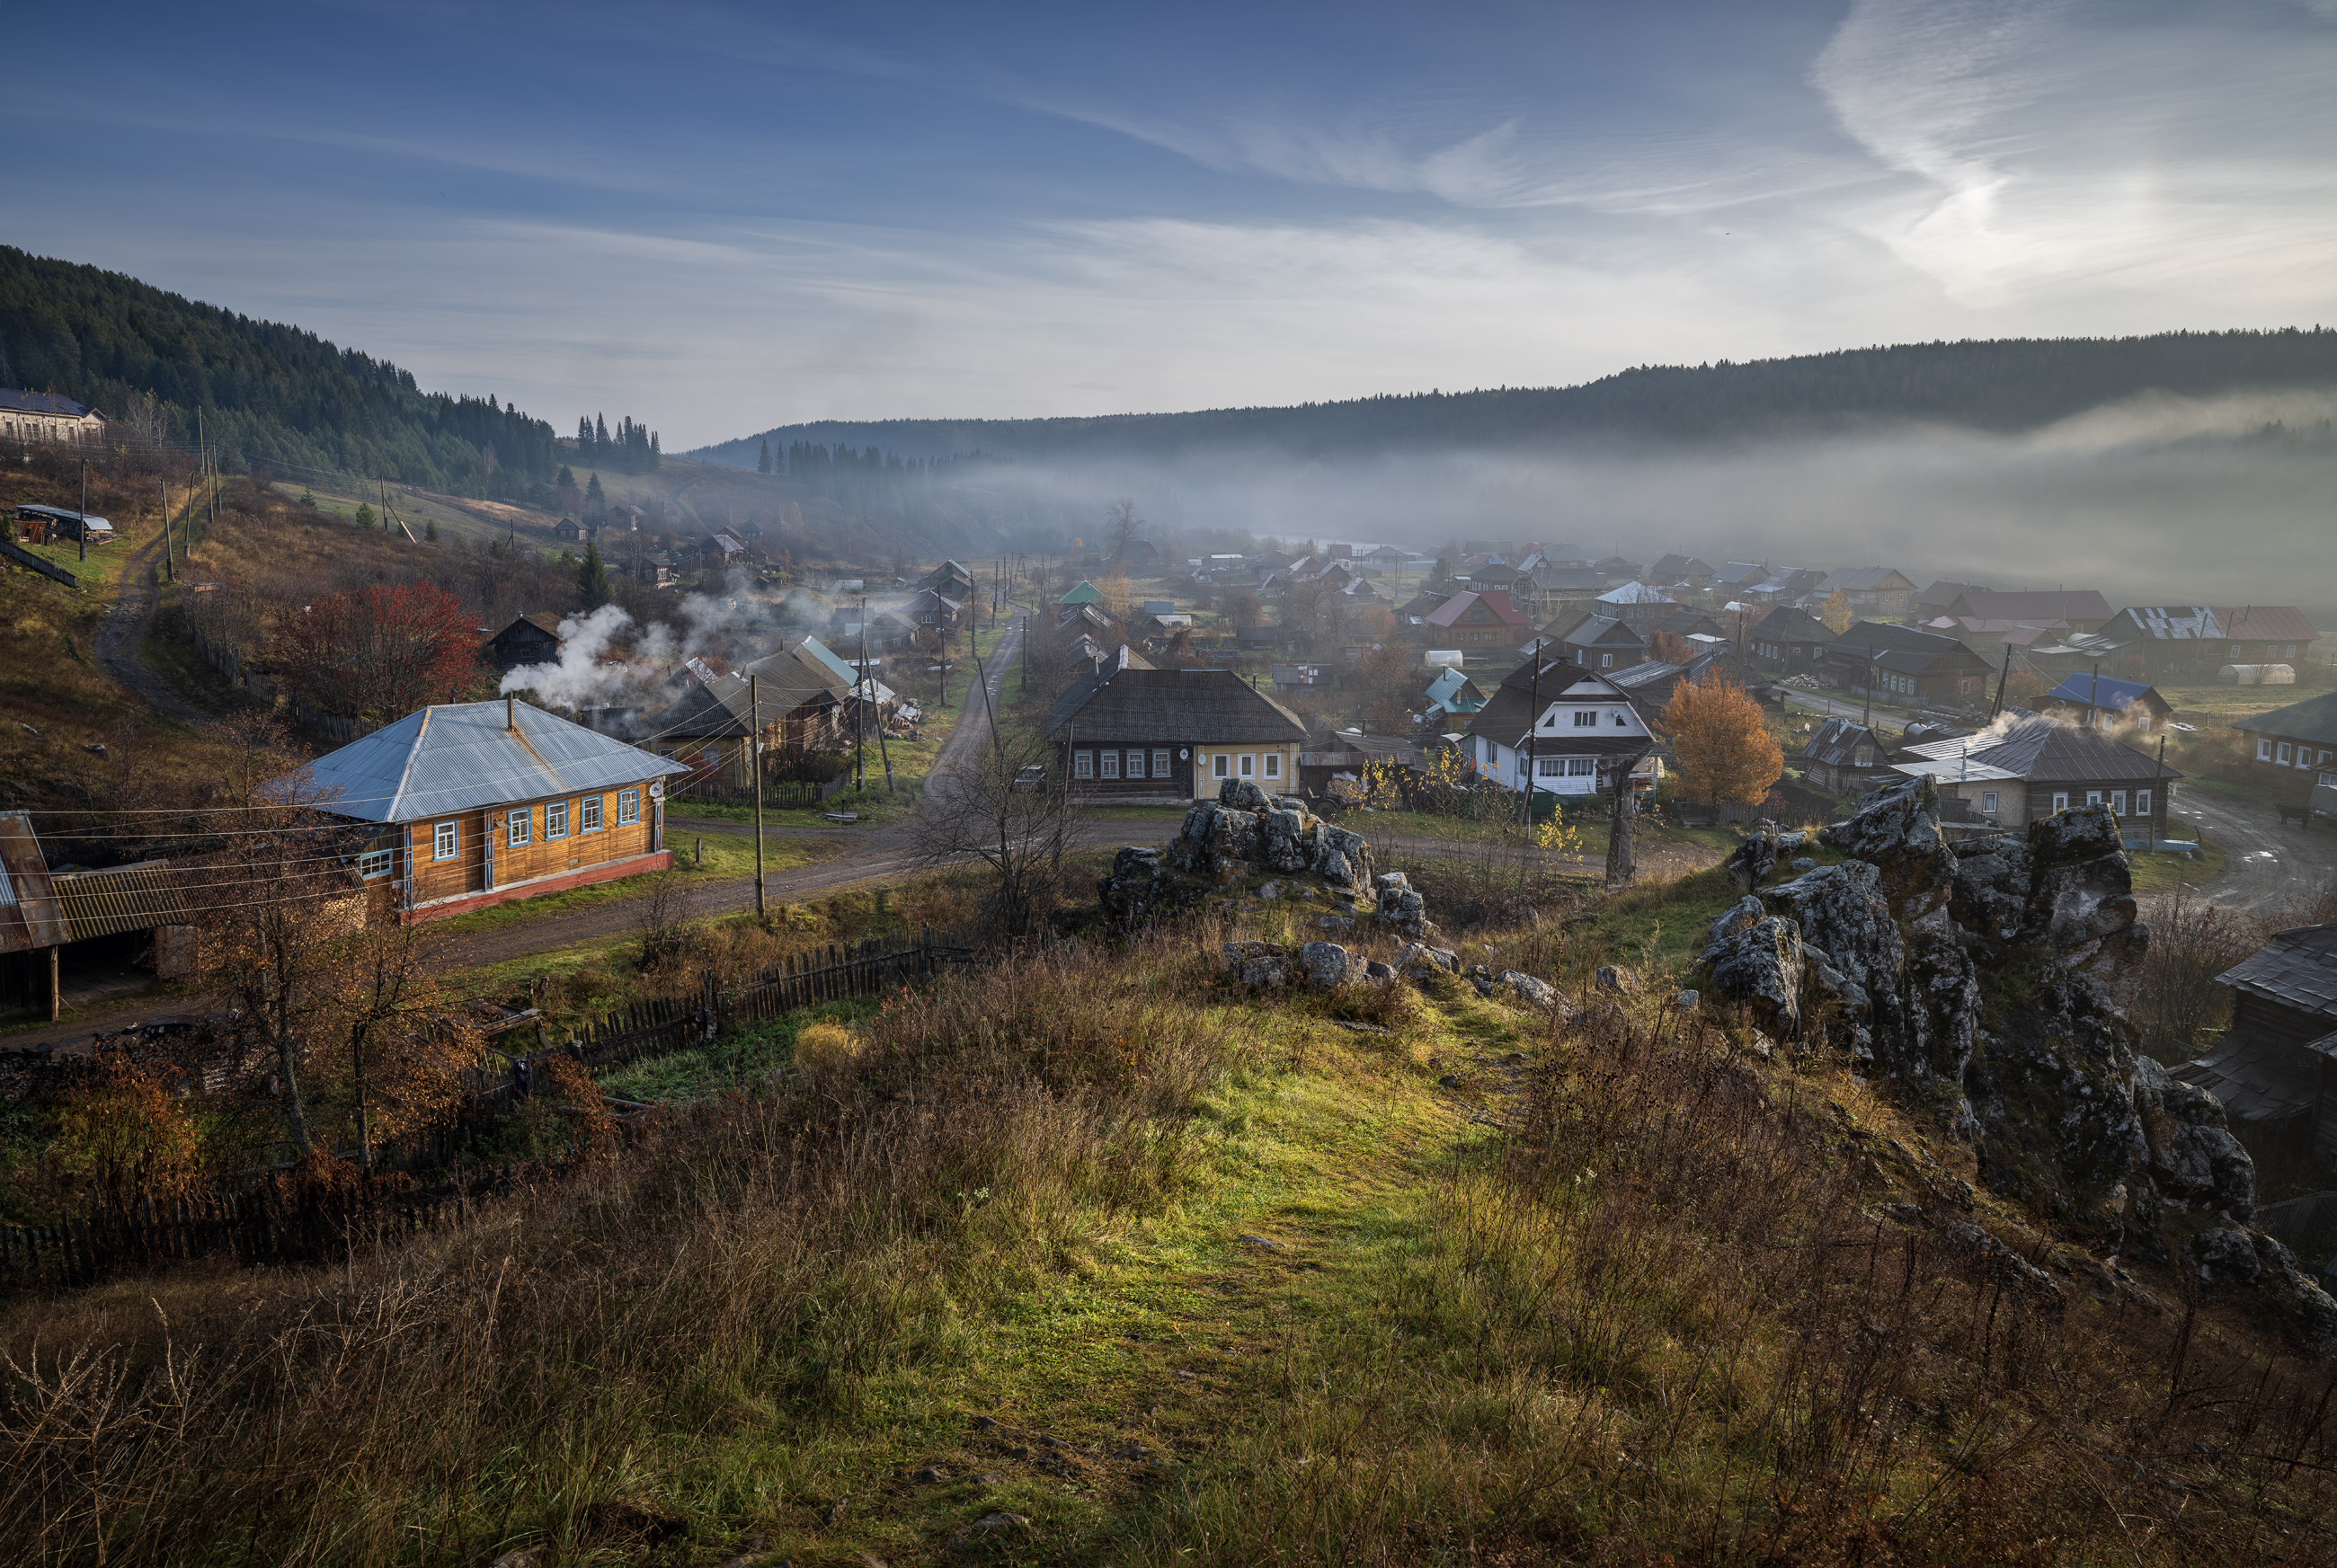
[1699,775,2337,1350]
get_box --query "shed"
[487,612,565,669]
[2180,925,2337,1163]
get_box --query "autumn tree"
[1648,629,1692,665]
[1661,674,1784,807]
[1106,499,1143,561]
[269,582,482,724]
[1817,590,1854,634]
[1097,567,1133,621]
[1223,588,1266,628]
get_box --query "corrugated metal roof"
[302,700,689,823]
[52,862,190,941]
[0,389,96,416]
[0,811,67,953]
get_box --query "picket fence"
[1,926,973,1291]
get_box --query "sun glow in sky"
[6,0,2337,445]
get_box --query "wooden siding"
[395,788,660,909]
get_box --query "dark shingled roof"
[1826,619,1990,677]
[2237,690,2337,749]
[1046,661,1307,745]
[1462,656,1650,754]
[1799,718,1887,770]
[2217,924,2337,1020]
[1752,607,1836,645]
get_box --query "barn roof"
[301,700,688,823]
[2217,924,2337,1020]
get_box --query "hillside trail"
[792,983,1544,1560]
[92,479,213,731]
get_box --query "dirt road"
[92,492,210,731]
[2173,789,2337,917]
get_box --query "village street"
[2173,790,2337,917]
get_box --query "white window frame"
[1075,750,1095,780]
[1152,749,1170,777]
[1981,791,1998,814]
[433,820,458,861]
[1100,750,1121,780]
[1213,753,1230,779]
[1536,756,1565,777]
[2085,791,2102,808]
[507,808,532,847]
[582,795,603,832]
[2110,791,2127,817]
[2278,742,2293,765]
[2232,644,2244,659]
[1240,754,1256,777]
[2137,789,2152,816]
[1264,752,1281,780]
[546,800,569,839]
[2258,737,2274,761]
[618,787,640,826]
[356,849,394,880]
[2052,792,2070,812]
[1572,709,1596,728]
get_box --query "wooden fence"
[0,536,83,589]
[2,926,972,1290]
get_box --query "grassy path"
[705,987,1536,1564]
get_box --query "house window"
[618,788,640,826]
[1100,751,1121,780]
[2232,644,2244,659]
[2137,789,2152,816]
[1613,712,1628,727]
[1568,757,1595,775]
[1536,757,1565,777]
[2320,750,2333,766]
[2085,791,2102,809]
[508,808,532,846]
[2052,792,2069,812]
[2110,791,2128,816]
[1127,749,1149,779]
[2287,644,2298,660]
[1075,750,1095,780]
[1600,654,1613,669]
[1264,753,1281,780]
[1573,710,1596,727]
[2258,738,2274,760]
[546,801,569,838]
[1152,749,1170,776]
[1213,753,1230,779]
[582,795,603,832]
[1240,754,1256,777]
[2278,742,2293,765]
[2136,715,2151,732]
[357,849,393,880]
[1981,791,1999,814]
[433,820,458,861]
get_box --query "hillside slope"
[696,327,2337,464]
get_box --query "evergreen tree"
[581,536,610,607]
[758,439,770,474]
[555,465,574,489]
[594,413,610,457]
[649,430,661,469]
[424,518,440,542]
[354,502,377,528]
[584,474,605,517]
[576,416,593,449]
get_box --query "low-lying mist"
[977,385,2337,618]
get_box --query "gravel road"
[2172,789,2337,917]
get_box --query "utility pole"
[1862,648,1875,731]
[77,457,87,563]
[1992,642,2012,719]
[857,593,869,791]
[159,476,173,582]
[2088,660,2102,731]
[1522,655,1542,829]
[751,675,765,917]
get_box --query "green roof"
[1057,580,1104,606]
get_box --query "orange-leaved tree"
[1661,674,1783,807]
[1647,629,1692,665]
[1817,590,1854,634]
[270,581,481,724]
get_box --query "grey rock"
[1725,830,1779,892]
[1594,964,1639,994]
[1238,1234,1286,1250]
[1700,898,1805,1037]
[1438,1073,1462,1088]
[1240,955,1291,988]
[1790,856,1817,871]
[1299,941,1353,988]
[1364,960,1396,979]
[1219,777,1270,811]
[1314,914,1355,931]
[912,1466,950,1484]
[957,1510,1032,1541]
[487,1551,545,1568]
[1675,988,1701,1010]
[1396,941,1460,979]
[1497,970,1558,1008]
[1258,881,1281,899]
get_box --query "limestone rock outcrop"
[1699,775,2337,1351]
[1099,782,1384,926]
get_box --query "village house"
[301,697,689,923]
[1461,655,1659,800]
[645,644,852,787]
[1421,589,1532,649]
[1741,567,1826,607]
[1272,662,1330,695]
[1943,589,2114,635]
[1915,580,1991,619]
[1592,580,1679,630]
[1822,621,1993,708]
[1608,650,1765,726]
[1648,607,1728,645]
[0,389,105,446]
[1892,713,2180,843]
[1532,609,1648,673]
[1648,554,1716,588]
[1423,664,1488,715]
[2090,606,2322,680]
[1046,650,1309,802]
[1796,718,1895,795]
[486,612,564,669]
[828,606,916,655]
[1812,567,1918,619]
[1509,563,1607,621]
[905,587,967,640]
[1745,605,1837,675]
[2039,673,2173,735]
[2179,924,2337,1164]
[1594,554,1644,581]
[552,515,583,542]
[2232,690,2337,793]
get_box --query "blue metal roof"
[2046,673,2159,712]
[300,700,689,823]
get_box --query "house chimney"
[507,694,516,732]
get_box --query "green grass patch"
[2128,830,2226,893]
[425,831,820,938]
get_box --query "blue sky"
[6,0,2337,446]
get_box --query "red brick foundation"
[404,850,673,924]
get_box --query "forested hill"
[0,246,564,499]
[697,329,2337,465]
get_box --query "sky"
[6,0,2337,447]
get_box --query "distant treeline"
[0,245,563,499]
[698,329,2337,463]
